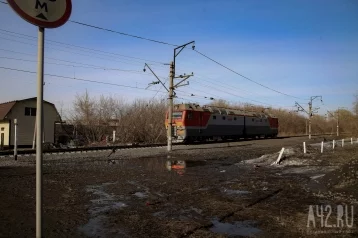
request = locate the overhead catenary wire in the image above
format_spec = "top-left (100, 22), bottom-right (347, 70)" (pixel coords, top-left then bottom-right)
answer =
top-left (67, 21), bottom-right (308, 101)
top-left (0, 55), bottom-right (165, 77)
top-left (0, 1), bottom-right (305, 103)
top-left (69, 20), bottom-right (177, 47)
top-left (0, 35), bottom-right (167, 68)
top-left (191, 80), bottom-right (273, 106)
top-left (0, 48), bottom-right (167, 76)
top-left (0, 29), bottom-right (166, 65)
top-left (150, 78), bottom-right (169, 101)
top-left (193, 50), bottom-right (307, 101)
top-left (0, 66), bottom-right (213, 100)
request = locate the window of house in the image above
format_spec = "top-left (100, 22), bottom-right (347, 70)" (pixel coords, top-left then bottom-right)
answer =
top-left (213, 116), bottom-right (216, 120)
top-left (252, 118), bottom-right (254, 122)
top-left (1, 127), bottom-right (4, 131)
top-left (234, 117), bottom-right (237, 120)
top-left (222, 116), bottom-right (226, 120)
top-left (25, 107), bottom-right (36, 116)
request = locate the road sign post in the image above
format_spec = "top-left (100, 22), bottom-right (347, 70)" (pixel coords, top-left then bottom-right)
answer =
top-left (7, 1), bottom-right (72, 237)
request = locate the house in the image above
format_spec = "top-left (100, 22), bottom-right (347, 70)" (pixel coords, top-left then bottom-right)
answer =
top-left (0, 98), bottom-right (61, 147)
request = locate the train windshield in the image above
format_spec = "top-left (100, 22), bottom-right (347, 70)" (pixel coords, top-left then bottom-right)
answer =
top-left (172, 112), bottom-right (183, 119)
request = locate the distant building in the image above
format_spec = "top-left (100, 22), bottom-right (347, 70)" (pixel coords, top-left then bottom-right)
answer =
top-left (0, 98), bottom-right (61, 147)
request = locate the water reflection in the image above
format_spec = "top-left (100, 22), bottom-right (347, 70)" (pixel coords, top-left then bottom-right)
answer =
top-left (165, 160), bottom-right (206, 175)
top-left (166, 160), bottom-right (186, 175)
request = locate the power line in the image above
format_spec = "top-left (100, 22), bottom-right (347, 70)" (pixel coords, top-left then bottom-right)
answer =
top-left (193, 75), bottom-right (298, 108)
top-left (0, 29), bottom-right (166, 65)
top-left (192, 80), bottom-right (272, 106)
top-left (1, 0), bottom-right (175, 47)
top-left (0, 56), bottom-right (159, 76)
top-left (0, 1), bottom-right (306, 101)
top-left (193, 49), bottom-right (306, 100)
top-left (0, 48), bottom-right (168, 80)
top-left (69, 21), bottom-right (177, 47)
top-left (0, 35), bottom-right (165, 67)
top-left (0, 66), bottom-right (165, 92)
top-left (67, 20), bottom-right (307, 100)
top-left (149, 78), bottom-right (168, 101)
top-left (0, 66), bottom-right (212, 99)
top-left (0, 48), bottom-right (153, 73)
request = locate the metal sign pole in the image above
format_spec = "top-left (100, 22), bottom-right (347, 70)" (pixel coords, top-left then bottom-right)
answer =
top-left (6, 1), bottom-right (72, 237)
top-left (14, 119), bottom-right (18, 161)
top-left (36, 26), bottom-right (45, 238)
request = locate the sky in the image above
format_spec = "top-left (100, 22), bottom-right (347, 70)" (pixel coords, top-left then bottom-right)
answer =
top-left (0, 0), bottom-right (357, 118)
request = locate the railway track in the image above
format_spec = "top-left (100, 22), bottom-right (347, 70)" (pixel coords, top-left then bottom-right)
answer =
top-left (0, 143), bottom-right (167, 158)
top-left (0, 133), bottom-right (348, 158)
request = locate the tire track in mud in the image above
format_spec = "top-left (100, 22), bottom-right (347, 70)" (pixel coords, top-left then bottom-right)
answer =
top-left (180, 188), bottom-right (283, 237)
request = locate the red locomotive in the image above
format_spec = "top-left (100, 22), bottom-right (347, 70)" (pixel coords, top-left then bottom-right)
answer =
top-left (165, 103), bottom-right (278, 143)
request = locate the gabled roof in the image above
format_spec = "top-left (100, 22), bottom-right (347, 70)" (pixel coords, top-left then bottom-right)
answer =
top-left (0, 101), bottom-right (16, 120)
top-left (0, 97), bottom-right (57, 120)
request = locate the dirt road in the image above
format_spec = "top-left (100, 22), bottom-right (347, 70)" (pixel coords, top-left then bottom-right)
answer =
top-left (0, 135), bottom-right (357, 237)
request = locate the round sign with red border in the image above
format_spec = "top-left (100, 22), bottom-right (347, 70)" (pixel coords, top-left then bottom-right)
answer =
top-left (7, 0), bottom-right (72, 28)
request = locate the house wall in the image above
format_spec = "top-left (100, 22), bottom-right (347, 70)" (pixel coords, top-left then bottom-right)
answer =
top-left (0, 121), bottom-right (10, 146)
top-left (7, 100), bottom-right (61, 146)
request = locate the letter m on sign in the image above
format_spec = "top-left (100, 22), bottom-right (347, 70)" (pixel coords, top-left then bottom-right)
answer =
top-left (35, 0), bottom-right (48, 12)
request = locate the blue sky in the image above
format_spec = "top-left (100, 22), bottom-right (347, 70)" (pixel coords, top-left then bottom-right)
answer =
top-left (0, 0), bottom-right (357, 117)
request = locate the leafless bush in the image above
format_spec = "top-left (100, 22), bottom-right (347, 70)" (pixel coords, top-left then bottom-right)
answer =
top-left (69, 91), bottom-right (167, 145)
top-left (354, 92), bottom-right (358, 116)
top-left (68, 92), bottom-right (358, 145)
top-left (209, 99), bottom-right (358, 136)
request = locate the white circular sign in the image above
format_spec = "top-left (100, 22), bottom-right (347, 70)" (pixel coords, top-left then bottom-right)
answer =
top-left (7, 0), bottom-right (72, 28)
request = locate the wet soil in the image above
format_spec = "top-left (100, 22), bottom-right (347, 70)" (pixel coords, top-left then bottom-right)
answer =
top-left (0, 135), bottom-right (358, 237)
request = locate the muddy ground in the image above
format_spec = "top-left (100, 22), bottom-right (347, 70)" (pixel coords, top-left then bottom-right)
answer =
top-left (0, 135), bottom-right (358, 237)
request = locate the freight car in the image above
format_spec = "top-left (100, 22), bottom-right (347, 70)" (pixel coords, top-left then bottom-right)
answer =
top-left (165, 103), bottom-right (278, 143)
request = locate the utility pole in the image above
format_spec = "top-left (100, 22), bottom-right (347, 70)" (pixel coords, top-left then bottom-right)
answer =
top-left (168, 61), bottom-right (175, 152)
top-left (14, 119), bottom-right (18, 161)
top-left (144, 40), bottom-right (195, 152)
top-left (308, 96), bottom-right (322, 139)
top-left (327, 110), bottom-right (337, 136)
top-left (295, 101), bottom-right (309, 136)
top-left (337, 110), bottom-right (339, 136)
top-left (305, 119), bottom-right (308, 135)
top-left (336, 107), bottom-right (348, 137)
top-left (296, 95), bottom-right (322, 139)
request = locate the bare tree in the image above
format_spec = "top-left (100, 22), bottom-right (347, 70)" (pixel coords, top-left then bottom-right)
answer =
top-left (353, 92), bottom-right (358, 116)
top-left (67, 90), bottom-right (358, 145)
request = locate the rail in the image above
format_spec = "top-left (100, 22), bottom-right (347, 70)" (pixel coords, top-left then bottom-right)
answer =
top-left (0, 133), bottom-right (350, 157)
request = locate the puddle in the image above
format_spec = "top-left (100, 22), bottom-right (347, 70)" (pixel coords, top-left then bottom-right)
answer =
top-left (86, 184), bottom-right (127, 215)
top-left (166, 160), bottom-right (206, 170)
top-left (78, 182), bottom-right (127, 237)
top-left (210, 219), bottom-right (261, 237)
top-left (78, 216), bottom-right (106, 237)
top-left (133, 192), bottom-right (148, 198)
top-left (222, 189), bottom-right (251, 195)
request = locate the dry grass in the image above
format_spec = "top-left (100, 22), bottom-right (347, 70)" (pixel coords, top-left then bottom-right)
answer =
top-left (64, 92), bottom-right (358, 145)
